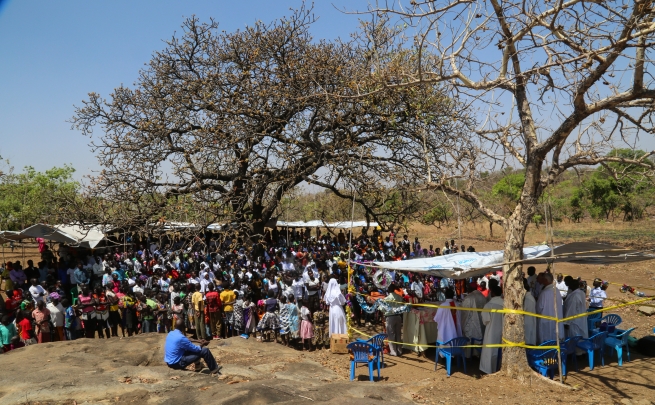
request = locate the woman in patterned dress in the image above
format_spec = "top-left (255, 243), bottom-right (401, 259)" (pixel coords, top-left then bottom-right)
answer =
top-left (312, 303), bottom-right (330, 349)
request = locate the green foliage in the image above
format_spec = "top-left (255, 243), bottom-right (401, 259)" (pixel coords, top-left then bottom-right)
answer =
top-left (492, 172), bottom-right (525, 202)
top-left (575, 149), bottom-right (655, 221)
top-left (0, 161), bottom-right (79, 230)
top-left (421, 201), bottom-right (452, 227)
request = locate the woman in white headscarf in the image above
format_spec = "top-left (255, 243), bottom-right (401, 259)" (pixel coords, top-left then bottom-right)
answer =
top-left (324, 278), bottom-right (347, 336)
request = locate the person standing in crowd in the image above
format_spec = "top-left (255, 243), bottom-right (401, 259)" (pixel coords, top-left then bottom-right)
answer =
top-left (556, 273), bottom-right (568, 299)
top-left (522, 279), bottom-right (537, 346)
top-left (382, 283), bottom-right (404, 357)
top-left (47, 292), bottom-right (65, 341)
top-left (588, 278), bottom-right (607, 310)
top-left (220, 283), bottom-right (237, 339)
top-left (29, 278), bottom-right (47, 305)
top-left (299, 300), bottom-right (313, 351)
top-left (460, 282), bottom-right (486, 354)
top-left (32, 300), bottom-right (52, 343)
top-left (0, 315), bottom-right (18, 351)
top-left (480, 285), bottom-right (504, 374)
top-left (191, 284), bottom-right (206, 340)
top-left (434, 288), bottom-right (461, 346)
top-left (324, 278), bottom-right (347, 337)
top-left (563, 279), bottom-right (588, 340)
top-left (205, 283), bottom-right (222, 340)
top-left (536, 273), bottom-right (565, 344)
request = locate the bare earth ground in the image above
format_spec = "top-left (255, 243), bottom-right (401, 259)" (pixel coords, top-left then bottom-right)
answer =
top-left (2, 220), bottom-right (655, 404)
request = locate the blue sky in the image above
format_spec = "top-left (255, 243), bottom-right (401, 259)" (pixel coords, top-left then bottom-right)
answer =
top-left (0, 0), bottom-right (366, 179)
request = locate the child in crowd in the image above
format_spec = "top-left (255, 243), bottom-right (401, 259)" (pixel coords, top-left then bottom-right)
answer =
top-left (299, 300), bottom-right (313, 351)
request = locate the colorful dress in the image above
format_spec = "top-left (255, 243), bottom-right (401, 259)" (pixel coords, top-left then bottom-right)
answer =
top-left (243, 302), bottom-right (258, 334)
top-left (300, 306), bottom-right (313, 340)
top-left (232, 298), bottom-right (244, 333)
top-left (287, 303), bottom-right (300, 339)
top-left (257, 298), bottom-right (280, 331)
top-left (278, 303), bottom-right (290, 335)
top-left (312, 310), bottom-right (329, 347)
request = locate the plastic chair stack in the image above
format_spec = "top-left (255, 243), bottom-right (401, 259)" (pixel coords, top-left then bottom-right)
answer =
top-left (347, 341), bottom-right (379, 382)
top-left (435, 337), bottom-right (469, 377)
top-left (586, 311), bottom-right (602, 335)
top-left (604, 327), bottom-right (636, 366)
top-left (356, 333), bottom-right (387, 368)
top-left (527, 340), bottom-right (558, 370)
top-left (529, 349), bottom-right (561, 379)
top-left (576, 331), bottom-right (608, 370)
top-left (600, 314), bottom-right (622, 330)
top-left (562, 335), bottom-right (582, 374)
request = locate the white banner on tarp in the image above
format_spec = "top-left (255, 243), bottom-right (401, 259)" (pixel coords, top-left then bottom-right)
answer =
top-left (371, 245), bottom-right (552, 279)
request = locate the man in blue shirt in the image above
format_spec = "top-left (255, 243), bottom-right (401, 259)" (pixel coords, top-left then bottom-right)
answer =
top-left (165, 319), bottom-right (221, 374)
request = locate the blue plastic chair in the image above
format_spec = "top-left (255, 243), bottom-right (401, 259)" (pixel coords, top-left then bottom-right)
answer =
top-left (435, 337), bottom-right (469, 376)
top-left (600, 314), bottom-right (622, 329)
top-left (357, 333), bottom-right (387, 368)
top-left (347, 342), bottom-right (379, 382)
top-left (562, 336), bottom-right (582, 374)
top-left (577, 331), bottom-right (607, 370)
top-left (586, 311), bottom-right (602, 334)
top-left (604, 327), bottom-right (636, 366)
top-left (529, 349), bottom-right (561, 379)
top-left (526, 340), bottom-right (558, 368)
top-left (470, 337), bottom-right (483, 358)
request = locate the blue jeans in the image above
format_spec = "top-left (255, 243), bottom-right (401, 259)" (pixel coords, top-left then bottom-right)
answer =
top-left (142, 319), bottom-right (155, 333)
top-left (167, 347), bottom-right (218, 372)
top-left (65, 327), bottom-right (77, 341)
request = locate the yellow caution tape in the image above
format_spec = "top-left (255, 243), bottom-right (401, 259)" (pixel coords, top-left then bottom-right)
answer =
top-left (354, 292), bottom-right (653, 323)
top-left (350, 327), bottom-right (559, 350)
top-left (559, 296), bottom-right (654, 322)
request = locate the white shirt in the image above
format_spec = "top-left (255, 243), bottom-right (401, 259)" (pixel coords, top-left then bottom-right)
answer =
top-left (47, 302), bottom-right (65, 327)
top-left (306, 278), bottom-right (319, 296)
top-left (133, 285), bottom-right (144, 294)
top-left (556, 280), bottom-right (568, 298)
top-left (199, 269), bottom-right (215, 282)
top-left (92, 262), bottom-right (104, 277)
top-left (410, 281), bottom-right (424, 299)
top-left (589, 287), bottom-right (606, 308)
top-left (200, 278), bottom-right (212, 294)
top-left (29, 285), bottom-right (47, 303)
top-left (292, 279), bottom-right (305, 300)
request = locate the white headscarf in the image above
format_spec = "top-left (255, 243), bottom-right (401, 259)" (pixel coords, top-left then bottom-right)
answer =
top-left (324, 278), bottom-right (346, 306)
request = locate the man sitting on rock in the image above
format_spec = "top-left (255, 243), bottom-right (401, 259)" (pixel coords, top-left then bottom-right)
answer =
top-left (165, 319), bottom-right (222, 375)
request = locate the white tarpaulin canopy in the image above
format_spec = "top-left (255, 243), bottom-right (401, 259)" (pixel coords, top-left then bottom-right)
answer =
top-left (276, 220), bottom-right (378, 228)
top-left (0, 231), bottom-right (30, 242)
top-left (372, 245), bottom-right (553, 280)
top-left (20, 224), bottom-right (106, 249)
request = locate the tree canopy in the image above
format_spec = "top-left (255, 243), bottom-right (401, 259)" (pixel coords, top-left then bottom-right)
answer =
top-left (0, 158), bottom-right (78, 231)
top-left (66, 6), bottom-right (470, 238)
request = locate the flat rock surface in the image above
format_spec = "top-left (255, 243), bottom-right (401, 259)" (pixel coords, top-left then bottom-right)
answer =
top-left (0, 334), bottom-right (412, 405)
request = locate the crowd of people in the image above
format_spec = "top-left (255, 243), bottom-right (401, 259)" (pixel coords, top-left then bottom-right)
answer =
top-left (0, 225), bottom-right (606, 377)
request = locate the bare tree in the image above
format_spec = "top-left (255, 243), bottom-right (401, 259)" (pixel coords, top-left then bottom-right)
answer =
top-left (355, 0), bottom-right (655, 377)
top-left (65, 5), bottom-right (466, 242)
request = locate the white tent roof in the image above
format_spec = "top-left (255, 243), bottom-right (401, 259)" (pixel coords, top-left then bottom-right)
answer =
top-left (372, 245), bottom-right (552, 280)
top-left (0, 231), bottom-right (30, 242)
top-left (20, 224), bottom-right (106, 249)
top-left (276, 220), bottom-right (378, 229)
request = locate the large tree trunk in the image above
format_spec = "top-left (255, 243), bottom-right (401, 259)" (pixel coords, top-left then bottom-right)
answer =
top-left (501, 206), bottom-right (533, 379)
